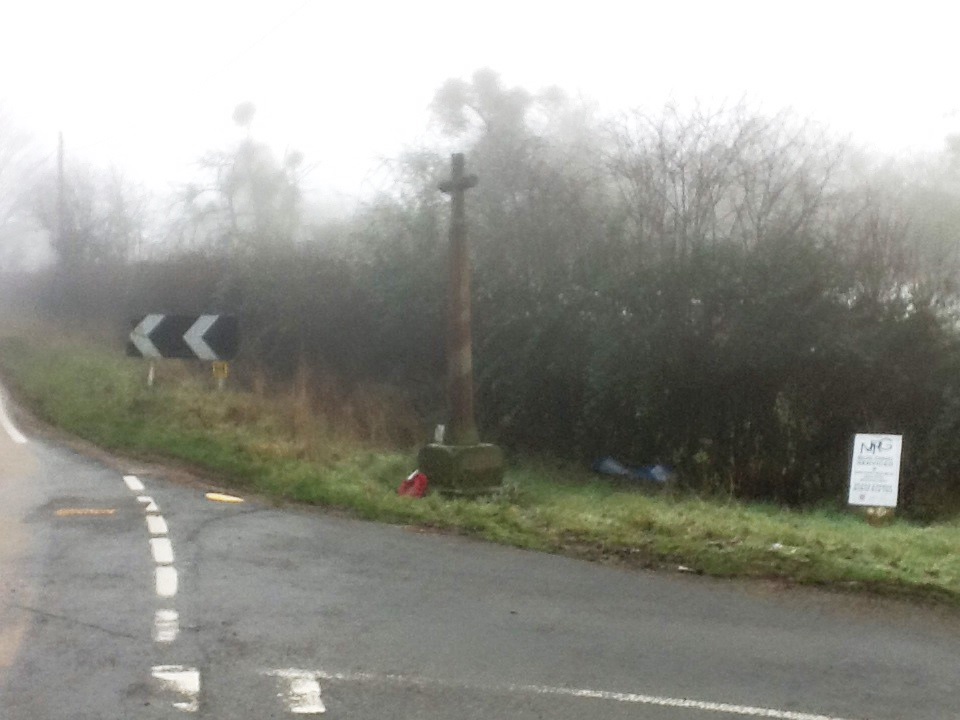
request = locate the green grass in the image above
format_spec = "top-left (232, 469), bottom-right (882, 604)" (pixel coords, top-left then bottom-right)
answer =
top-left (2, 333), bottom-right (959, 607)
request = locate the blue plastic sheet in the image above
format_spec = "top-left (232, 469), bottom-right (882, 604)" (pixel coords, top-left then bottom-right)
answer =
top-left (592, 457), bottom-right (673, 484)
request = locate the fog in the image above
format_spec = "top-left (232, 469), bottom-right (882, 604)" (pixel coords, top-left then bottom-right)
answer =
top-left (2, 1), bottom-right (960, 512)
top-left (0, 2), bottom-right (955, 268)
top-left (1, 1), bottom-right (956, 205)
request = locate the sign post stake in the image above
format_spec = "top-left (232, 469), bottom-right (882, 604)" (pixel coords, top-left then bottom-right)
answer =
top-left (212, 361), bottom-right (230, 392)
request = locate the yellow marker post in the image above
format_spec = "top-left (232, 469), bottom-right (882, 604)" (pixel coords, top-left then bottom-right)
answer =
top-left (212, 362), bottom-right (230, 391)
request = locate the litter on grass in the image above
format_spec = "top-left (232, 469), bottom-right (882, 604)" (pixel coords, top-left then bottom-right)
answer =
top-left (593, 456), bottom-right (673, 484)
top-left (398, 470), bottom-right (429, 498)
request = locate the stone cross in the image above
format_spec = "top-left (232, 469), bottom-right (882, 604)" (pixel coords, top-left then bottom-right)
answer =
top-left (439, 153), bottom-right (479, 446)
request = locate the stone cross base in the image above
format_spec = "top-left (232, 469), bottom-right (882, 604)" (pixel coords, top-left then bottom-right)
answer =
top-left (418, 443), bottom-right (505, 495)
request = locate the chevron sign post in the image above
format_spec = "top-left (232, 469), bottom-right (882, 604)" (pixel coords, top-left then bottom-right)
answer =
top-left (127, 315), bottom-right (239, 361)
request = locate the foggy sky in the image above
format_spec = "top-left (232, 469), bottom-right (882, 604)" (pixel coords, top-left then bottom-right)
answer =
top-left (1, 0), bottom-right (956, 205)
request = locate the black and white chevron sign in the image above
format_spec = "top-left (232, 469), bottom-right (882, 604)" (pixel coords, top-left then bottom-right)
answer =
top-left (127, 315), bottom-right (239, 361)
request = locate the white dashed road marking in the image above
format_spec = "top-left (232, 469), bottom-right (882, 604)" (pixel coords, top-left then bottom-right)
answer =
top-left (266, 669), bottom-right (326, 714)
top-left (137, 495), bottom-right (160, 512)
top-left (150, 537), bottom-right (175, 565)
top-left (152, 665), bottom-right (200, 712)
top-left (155, 562), bottom-right (178, 598)
top-left (146, 514), bottom-right (169, 535)
top-left (125, 475), bottom-right (196, 710)
top-left (154, 609), bottom-right (180, 643)
top-left (123, 475), bottom-right (145, 492)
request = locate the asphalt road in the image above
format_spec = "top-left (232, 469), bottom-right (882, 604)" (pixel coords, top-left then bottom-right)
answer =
top-left (1, 390), bottom-right (959, 719)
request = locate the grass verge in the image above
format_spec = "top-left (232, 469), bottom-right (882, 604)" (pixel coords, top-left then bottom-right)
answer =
top-left (1, 333), bottom-right (958, 607)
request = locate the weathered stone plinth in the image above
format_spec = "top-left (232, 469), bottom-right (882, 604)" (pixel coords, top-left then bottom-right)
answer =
top-left (418, 442), bottom-right (505, 495)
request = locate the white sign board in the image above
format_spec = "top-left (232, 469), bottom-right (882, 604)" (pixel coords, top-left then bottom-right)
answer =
top-left (848, 434), bottom-right (902, 507)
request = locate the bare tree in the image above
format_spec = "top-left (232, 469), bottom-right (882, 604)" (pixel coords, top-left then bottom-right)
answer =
top-left (607, 104), bottom-right (843, 262)
top-left (176, 106), bottom-right (305, 255)
top-left (0, 106), bottom-right (43, 271)
top-left (32, 162), bottom-right (148, 271)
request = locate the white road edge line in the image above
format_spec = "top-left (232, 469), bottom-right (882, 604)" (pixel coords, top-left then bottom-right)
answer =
top-left (123, 475), bottom-right (145, 492)
top-left (152, 665), bottom-right (200, 712)
top-left (146, 514), bottom-right (169, 535)
top-left (154, 609), bottom-right (179, 643)
top-left (0, 390), bottom-right (27, 444)
top-left (265, 669), bottom-right (325, 714)
top-left (156, 566), bottom-right (178, 598)
top-left (309, 669), bottom-right (858, 720)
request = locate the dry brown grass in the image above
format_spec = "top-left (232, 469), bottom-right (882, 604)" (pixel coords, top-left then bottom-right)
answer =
top-left (227, 356), bottom-right (425, 463)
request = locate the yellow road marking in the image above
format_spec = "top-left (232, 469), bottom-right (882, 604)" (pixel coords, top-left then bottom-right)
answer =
top-left (205, 492), bottom-right (244, 504)
top-left (55, 508), bottom-right (118, 517)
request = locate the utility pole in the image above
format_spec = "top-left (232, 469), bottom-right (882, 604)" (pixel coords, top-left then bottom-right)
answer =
top-left (57, 131), bottom-right (65, 252)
